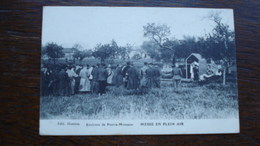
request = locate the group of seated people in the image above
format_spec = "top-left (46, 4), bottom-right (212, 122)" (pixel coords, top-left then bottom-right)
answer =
top-left (190, 59), bottom-right (223, 82)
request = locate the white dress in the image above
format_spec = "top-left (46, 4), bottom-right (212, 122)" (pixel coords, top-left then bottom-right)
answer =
top-left (79, 68), bottom-right (91, 92)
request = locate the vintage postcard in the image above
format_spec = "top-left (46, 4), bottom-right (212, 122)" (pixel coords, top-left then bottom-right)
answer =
top-left (40, 6), bottom-right (239, 135)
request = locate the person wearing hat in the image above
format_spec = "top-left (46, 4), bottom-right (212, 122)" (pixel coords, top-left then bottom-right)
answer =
top-left (172, 63), bottom-right (183, 88)
top-left (126, 63), bottom-right (140, 90)
top-left (90, 64), bottom-right (100, 94)
top-left (140, 62), bottom-right (149, 88)
top-left (74, 65), bottom-right (82, 94)
top-left (97, 64), bottom-right (108, 95)
top-left (106, 64), bottom-right (114, 86)
top-left (79, 64), bottom-right (91, 93)
top-left (153, 64), bottom-right (161, 88)
top-left (113, 64), bottom-right (124, 87)
top-left (122, 61), bottom-right (131, 88)
top-left (66, 66), bottom-right (78, 95)
top-left (145, 63), bottom-right (154, 88)
top-left (193, 62), bottom-right (199, 81)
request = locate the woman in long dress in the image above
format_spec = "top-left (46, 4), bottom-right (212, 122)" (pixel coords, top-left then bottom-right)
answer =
top-left (79, 65), bottom-right (91, 93)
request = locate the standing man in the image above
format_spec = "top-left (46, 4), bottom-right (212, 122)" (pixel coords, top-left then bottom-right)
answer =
top-left (145, 63), bottom-right (154, 88)
top-left (126, 63), bottom-right (140, 90)
top-left (113, 64), bottom-right (124, 87)
top-left (153, 64), bottom-right (161, 88)
top-left (122, 61), bottom-right (131, 88)
top-left (57, 67), bottom-right (68, 96)
top-left (91, 64), bottom-right (100, 94)
top-left (172, 63), bottom-right (183, 88)
top-left (97, 64), bottom-right (108, 95)
top-left (140, 62), bottom-right (149, 88)
top-left (74, 65), bottom-right (82, 94)
top-left (66, 66), bottom-right (78, 96)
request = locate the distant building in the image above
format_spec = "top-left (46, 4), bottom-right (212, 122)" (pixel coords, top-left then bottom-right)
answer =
top-left (63, 48), bottom-right (77, 60)
top-left (185, 53), bottom-right (207, 79)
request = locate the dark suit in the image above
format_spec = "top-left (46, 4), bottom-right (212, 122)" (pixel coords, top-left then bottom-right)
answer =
top-left (91, 67), bottom-right (99, 94)
top-left (146, 67), bottom-right (154, 88)
top-left (126, 66), bottom-right (140, 90)
top-left (153, 67), bottom-right (161, 88)
top-left (74, 68), bottom-right (81, 94)
top-left (97, 67), bottom-right (108, 94)
top-left (122, 65), bottom-right (130, 87)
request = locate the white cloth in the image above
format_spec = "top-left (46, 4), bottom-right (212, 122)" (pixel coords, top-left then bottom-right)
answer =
top-left (107, 68), bottom-right (114, 84)
top-left (190, 64), bottom-right (194, 79)
top-left (88, 67), bottom-right (93, 80)
top-left (79, 67), bottom-right (91, 91)
top-left (66, 69), bottom-right (78, 78)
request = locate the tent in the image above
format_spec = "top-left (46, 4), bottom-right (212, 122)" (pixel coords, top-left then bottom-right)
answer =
top-left (185, 53), bottom-right (207, 79)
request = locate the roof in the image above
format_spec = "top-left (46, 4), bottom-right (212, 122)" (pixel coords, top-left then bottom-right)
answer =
top-left (186, 53), bottom-right (202, 61)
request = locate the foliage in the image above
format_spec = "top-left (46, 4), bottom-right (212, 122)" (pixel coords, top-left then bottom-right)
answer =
top-left (92, 41), bottom-right (117, 63)
top-left (92, 40), bottom-right (131, 63)
top-left (143, 23), bottom-right (175, 62)
top-left (205, 13), bottom-right (236, 62)
top-left (42, 42), bottom-right (65, 64)
top-left (115, 44), bottom-right (132, 60)
top-left (143, 23), bottom-right (171, 49)
top-left (141, 40), bottom-right (161, 61)
top-left (131, 53), bottom-right (142, 60)
top-left (73, 50), bottom-right (93, 61)
top-left (143, 14), bottom-right (235, 65)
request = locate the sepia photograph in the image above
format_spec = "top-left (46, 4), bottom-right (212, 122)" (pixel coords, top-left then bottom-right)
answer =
top-left (40, 6), bottom-right (239, 135)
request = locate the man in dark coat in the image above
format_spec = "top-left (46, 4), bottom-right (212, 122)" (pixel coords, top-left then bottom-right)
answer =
top-left (74, 65), bottom-right (82, 94)
top-left (122, 61), bottom-right (131, 88)
top-left (172, 63), bottom-right (183, 88)
top-left (97, 64), bottom-right (108, 95)
top-left (113, 64), bottom-right (124, 87)
top-left (153, 64), bottom-right (161, 88)
top-left (126, 63), bottom-right (140, 90)
top-left (57, 68), bottom-right (69, 96)
top-left (145, 63), bottom-right (154, 88)
top-left (140, 62), bottom-right (149, 88)
top-left (91, 64), bottom-right (100, 94)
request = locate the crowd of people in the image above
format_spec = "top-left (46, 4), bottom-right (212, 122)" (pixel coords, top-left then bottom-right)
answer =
top-left (41, 59), bottom-right (226, 97)
top-left (41, 61), bottom-right (183, 97)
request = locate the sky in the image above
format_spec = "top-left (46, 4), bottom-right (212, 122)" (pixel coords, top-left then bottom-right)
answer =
top-left (42, 6), bottom-right (234, 50)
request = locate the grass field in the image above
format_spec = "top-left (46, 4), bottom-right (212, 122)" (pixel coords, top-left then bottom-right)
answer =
top-left (40, 81), bottom-right (239, 120)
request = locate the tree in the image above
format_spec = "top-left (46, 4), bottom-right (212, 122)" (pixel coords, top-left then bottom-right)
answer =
top-left (73, 50), bottom-right (92, 63)
top-left (143, 23), bottom-right (171, 49)
top-left (72, 44), bottom-right (83, 51)
top-left (207, 12), bottom-right (236, 85)
top-left (131, 53), bottom-right (142, 60)
top-left (143, 23), bottom-right (176, 63)
top-left (43, 42), bottom-right (65, 64)
top-left (115, 44), bottom-right (132, 60)
top-left (141, 40), bottom-right (161, 61)
top-left (92, 41), bottom-right (117, 63)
